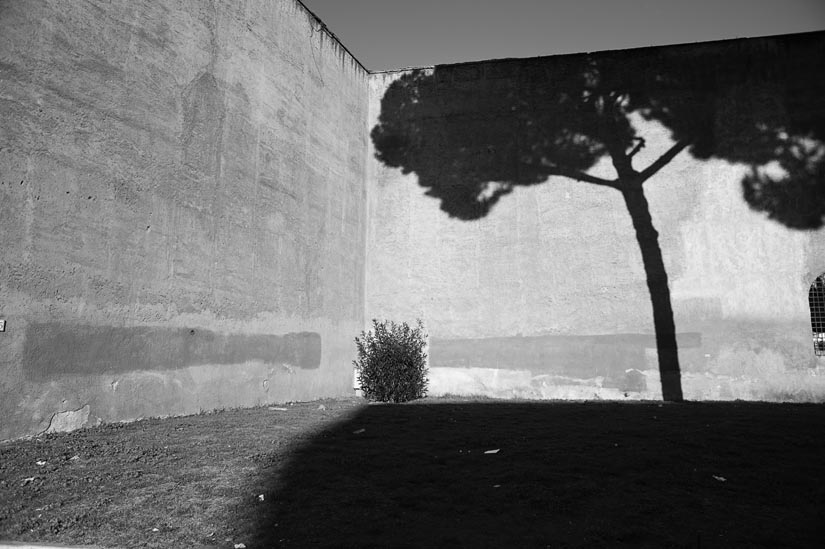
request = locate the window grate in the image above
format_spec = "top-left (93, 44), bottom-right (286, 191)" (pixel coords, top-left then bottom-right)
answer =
top-left (809, 275), bottom-right (825, 356)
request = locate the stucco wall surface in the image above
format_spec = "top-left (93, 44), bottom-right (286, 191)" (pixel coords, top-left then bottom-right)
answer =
top-left (0, 0), bottom-right (369, 440)
top-left (366, 35), bottom-right (825, 402)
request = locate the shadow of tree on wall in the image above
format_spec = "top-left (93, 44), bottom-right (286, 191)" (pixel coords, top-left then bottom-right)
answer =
top-left (240, 401), bottom-right (825, 547)
top-left (370, 32), bottom-right (825, 402)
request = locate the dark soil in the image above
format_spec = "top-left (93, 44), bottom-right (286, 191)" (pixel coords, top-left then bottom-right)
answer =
top-left (1, 398), bottom-right (824, 548)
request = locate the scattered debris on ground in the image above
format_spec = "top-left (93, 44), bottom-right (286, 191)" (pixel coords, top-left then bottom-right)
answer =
top-left (1, 397), bottom-right (823, 548)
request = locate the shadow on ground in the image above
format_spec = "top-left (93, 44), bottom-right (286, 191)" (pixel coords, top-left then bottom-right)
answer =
top-left (237, 400), bottom-right (825, 548)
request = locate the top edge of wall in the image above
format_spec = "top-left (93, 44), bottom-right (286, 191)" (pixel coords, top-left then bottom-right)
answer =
top-left (369, 28), bottom-right (825, 75)
top-left (292, 0), bottom-right (369, 74)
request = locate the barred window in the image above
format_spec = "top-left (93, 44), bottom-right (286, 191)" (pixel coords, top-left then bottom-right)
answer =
top-left (809, 274), bottom-right (825, 356)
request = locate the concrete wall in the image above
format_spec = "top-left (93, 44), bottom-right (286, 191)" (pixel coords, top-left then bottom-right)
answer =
top-left (0, 0), bottom-right (369, 440)
top-left (1, 5), bottom-right (822, 439)
top-left (366, 35), bottom-right (825, 402)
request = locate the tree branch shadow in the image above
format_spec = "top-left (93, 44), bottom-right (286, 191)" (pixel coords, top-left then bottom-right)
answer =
top-left (369, 32), bottom-right (825, 401)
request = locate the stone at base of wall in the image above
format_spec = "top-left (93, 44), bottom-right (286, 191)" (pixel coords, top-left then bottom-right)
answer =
top-left (44, 405), bottom-right (95, 434)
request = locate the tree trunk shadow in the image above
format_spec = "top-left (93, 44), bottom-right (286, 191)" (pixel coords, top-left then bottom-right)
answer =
top-left (622, 185), bottom-right (683, 401)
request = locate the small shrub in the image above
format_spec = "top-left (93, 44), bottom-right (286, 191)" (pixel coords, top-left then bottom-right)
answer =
top-left (354, 319), bottom-right (429, 403)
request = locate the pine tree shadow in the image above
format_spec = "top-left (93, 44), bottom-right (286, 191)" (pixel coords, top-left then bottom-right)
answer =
top-left (370, 32), bottom-right (825, 402)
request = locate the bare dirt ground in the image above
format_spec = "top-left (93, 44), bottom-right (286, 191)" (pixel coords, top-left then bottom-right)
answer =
top-left (1, 397), bottom-right (824, 548)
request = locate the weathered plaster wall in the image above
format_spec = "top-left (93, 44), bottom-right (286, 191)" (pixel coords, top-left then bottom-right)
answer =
top-left (0, 0), bottom-right (369, 439)
top-left (366, 37), bottom-right (825, 402)
top-left (1, 6), bottom-right (821, 439)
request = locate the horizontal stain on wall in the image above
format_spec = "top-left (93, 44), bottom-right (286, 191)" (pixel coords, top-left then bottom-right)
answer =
top-left (430, 333), bottom-right (701, 387)
top-left (23, 323), bottom-right (321, 380)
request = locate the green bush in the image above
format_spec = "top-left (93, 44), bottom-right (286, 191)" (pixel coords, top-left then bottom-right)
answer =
top-left (354, 319), bottom-right (429, 403)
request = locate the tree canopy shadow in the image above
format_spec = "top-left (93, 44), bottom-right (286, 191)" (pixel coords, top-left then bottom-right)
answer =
top-left (370, 32), bottom-right (825, 402)
top-left (242, 400), bottom-right (825, 547)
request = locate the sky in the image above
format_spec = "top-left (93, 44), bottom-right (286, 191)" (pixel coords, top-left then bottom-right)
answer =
top-left (300, 0), bottom-right (825, 71)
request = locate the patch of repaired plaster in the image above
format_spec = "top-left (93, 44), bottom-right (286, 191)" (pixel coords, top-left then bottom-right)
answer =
top-left (429, 333), bottom-right (700, 389)
top-left (427, 367), bottom-right (649, 400)
top-left (23, 323), bottom-right (322, 380)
